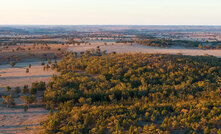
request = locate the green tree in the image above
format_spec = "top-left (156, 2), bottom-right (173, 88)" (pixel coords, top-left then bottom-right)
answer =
top-left (22, 85), bottom-right (29, 94)
top-left (23, 104), bottom-right (28, 112)
top-left (26, 68), bottom-right (29, 73)
top-left (5, 86), bottom-right (11, 92)
top-left (14, 86), bottom-right (21, 94)
top-left (10, 61), bottom-right (16, 67)
top-left (20, 95), bottom-right (37, 108)
top-left (1, 94), bottom-right (15, 107)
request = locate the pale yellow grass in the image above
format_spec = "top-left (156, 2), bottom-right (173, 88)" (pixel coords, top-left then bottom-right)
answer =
top-left (0, 107), bottom-right (48, 134)
top-left (68, 42), bottom-right (221, 57)
top-left (0, 65), bottom-right (55, 89)
top-left (0, 61), bottom-right (56, 134)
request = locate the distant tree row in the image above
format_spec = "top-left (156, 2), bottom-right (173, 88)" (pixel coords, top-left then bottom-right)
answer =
top-left (118, 39), bottom-right (221, 49)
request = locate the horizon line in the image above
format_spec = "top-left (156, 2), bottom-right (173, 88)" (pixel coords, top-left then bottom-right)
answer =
top-left (0, 24), bottom-right (221, 26)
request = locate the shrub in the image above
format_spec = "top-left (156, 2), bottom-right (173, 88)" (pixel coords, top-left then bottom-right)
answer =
top-left (22, 85), bottom-right (29, 94)
top-left (5, 86), bottom-right (11, 92)
top-left (14, 86), bottom-right (21, 94)
top-left (31, 81), bottom-right (46, 94)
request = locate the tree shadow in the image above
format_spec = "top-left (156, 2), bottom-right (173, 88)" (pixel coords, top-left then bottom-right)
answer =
top-left (0, 123), bottom-right (40, 129)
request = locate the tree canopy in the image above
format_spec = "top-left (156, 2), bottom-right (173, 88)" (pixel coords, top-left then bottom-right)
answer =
top-left (42, 53), bottom-right (221, 134)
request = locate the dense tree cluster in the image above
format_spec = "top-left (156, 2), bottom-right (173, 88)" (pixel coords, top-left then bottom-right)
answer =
top-left (42, 53), bottom-right (221, 134)
top-left (137, 39), bottom-right (200, 48)
top-left (118, 39), bottom-right (221, 49)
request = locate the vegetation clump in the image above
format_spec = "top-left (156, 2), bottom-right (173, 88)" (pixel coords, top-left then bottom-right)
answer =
top-left (41, 53), bottom-right (221, 133)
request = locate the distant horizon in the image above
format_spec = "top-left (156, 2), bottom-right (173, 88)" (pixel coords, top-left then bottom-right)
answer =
top-left (1, 25), bottom-right (221, 26)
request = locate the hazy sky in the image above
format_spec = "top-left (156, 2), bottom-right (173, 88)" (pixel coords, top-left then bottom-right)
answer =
top-left (0, 0), bottom-right (221, 25)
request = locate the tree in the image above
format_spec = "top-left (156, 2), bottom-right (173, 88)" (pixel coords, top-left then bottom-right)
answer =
top-left (48, 59), bottom-right (51, 64)
top-left (20, 95), bottom-right (37, 108)
top-left (41, 61), bottom-right (45, 66)
top-left (26, 68), bottom-right (29, 73)
top-left (30, 87), bottom-right (37, 94)
top-left (22, 85), bottom-right (29, 94)
top-left (54, 59), bottom-right (57, 64)
top-left (31, 81), bottom-right (46, 91)
top-left (129, 125), bottom-right (134, 134)
top-left (198, 44), bottom-right (203, 49)
top-left (44, 64), bottom-right (50, 70)
top-left (5, 86), bottom-right (11, 92)
top-left (23, 104), bottom-right (28, 112)
top-left (10, 61), bottom-right (16, 67)
top-left (1, 94), bottom-right (15, 107)
top-left (14, 86), bottom-right (21, 94)
top-left (96, 46), bottom-right (101, 55)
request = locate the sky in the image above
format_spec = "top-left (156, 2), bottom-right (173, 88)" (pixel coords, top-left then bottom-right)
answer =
top-left (0, 0), bottom-right (221, 25)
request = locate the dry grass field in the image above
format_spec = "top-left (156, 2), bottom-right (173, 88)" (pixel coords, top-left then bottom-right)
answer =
top-left (0, 44), bottom-right (67, 63)
top-left (68, 42), bottom-right (221, 57)
top-left (0, 58), bottom-right (57, 134)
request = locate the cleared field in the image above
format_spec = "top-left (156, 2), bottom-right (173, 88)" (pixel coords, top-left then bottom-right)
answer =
top-left (0, 44), bottom-right (67, 63)
top-left (0, 60), bottom-right (55, 92)
top-left (68, 42), bottom-right (221, 57)
top-left (0, 60), bottom-right (55, 134)
top-left (0, 107), bottom-right (48, 134)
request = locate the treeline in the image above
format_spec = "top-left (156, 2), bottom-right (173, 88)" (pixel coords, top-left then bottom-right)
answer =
top-left (118, 39), bottom-right (221, 49)
top-left (0, 40), bottom-right (64, 46)
top-left (137, 39), bottom-right (200, 48)
top-left (2, 81), bottom-right (46, 109)
top-left (41, 53), bottom-right (221, 134)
